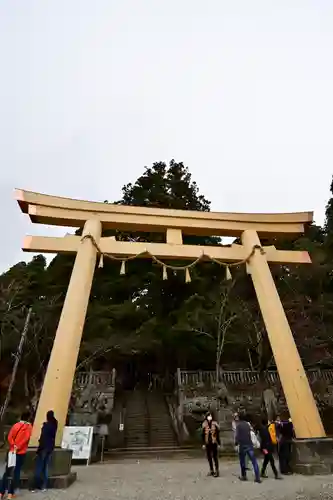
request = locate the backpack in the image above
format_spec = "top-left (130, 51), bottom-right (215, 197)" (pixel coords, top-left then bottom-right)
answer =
top-left (268, 422), bottom-right (277, 445)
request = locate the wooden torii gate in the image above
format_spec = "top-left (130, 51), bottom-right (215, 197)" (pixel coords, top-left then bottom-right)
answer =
top-left (15, 189), bottom-right (325, 446)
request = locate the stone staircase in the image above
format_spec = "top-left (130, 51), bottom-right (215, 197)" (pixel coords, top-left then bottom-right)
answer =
top-left (146, 390), bottom-right (178, 448)
top-left (124, 390), bottom-right (149, 448)
top-left (106, 389), bottom-right (184, 459)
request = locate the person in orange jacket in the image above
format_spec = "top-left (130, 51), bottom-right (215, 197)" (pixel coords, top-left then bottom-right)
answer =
top-left (0, 411), bottom-right (32, 499)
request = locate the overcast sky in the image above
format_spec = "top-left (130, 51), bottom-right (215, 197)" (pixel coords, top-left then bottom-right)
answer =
top-left (0, 0), bottom-right (332, 273)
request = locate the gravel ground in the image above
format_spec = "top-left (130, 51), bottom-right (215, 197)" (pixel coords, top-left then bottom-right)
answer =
top-left (2, 458), bottom-right (333, 500)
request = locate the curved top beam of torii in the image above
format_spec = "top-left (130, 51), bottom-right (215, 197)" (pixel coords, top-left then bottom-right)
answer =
top-left (15, 189), bottom-right (313, 238)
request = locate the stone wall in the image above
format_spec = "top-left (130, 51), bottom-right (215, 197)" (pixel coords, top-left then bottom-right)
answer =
top-left (70, 369), bottom-right (116, 429)
top-left (69, 368), bottom-right (333, 450)
top-left (177, 369), bottom-right (333, 446)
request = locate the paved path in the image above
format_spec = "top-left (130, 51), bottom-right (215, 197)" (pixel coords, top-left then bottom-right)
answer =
top-left (6, 459), bottom-right (333, 500)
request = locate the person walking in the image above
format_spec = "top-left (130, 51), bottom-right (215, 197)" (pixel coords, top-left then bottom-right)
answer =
top-left (202, 412), bottom-right (220, 477)
top-left (267, 419), bottom-right (278, 452)
top-left (276, 417), bottom-right (294, 475)
top-left (31, 410), bottom-right (58, 492)
top-left (235, 414), bottom-right (261, 483)
top-left (232, 412), bottom-right (251, 470)
top-left (0, 411), bottom-right (32, 499)
top-left (258, 419), bottom-right (281, 479)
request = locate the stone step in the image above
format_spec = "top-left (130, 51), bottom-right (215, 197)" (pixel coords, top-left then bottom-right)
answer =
top-left (126, 434), bottom-right (148, 438)
top-left (104, 446), bottom-right (237, 460)
top-left (126, 416), bottom-right (146, 419)
top-left (126, 438), bottom-right (148, 442)
top-left (125, 424), bottom-right (146, 428)
top-left (149, 438), bottom-right (175, 442)
top-left (150, 429), bottom-right (174, 434)
top-left (126, 430), bottom-right (147, 433)
top-left (126, 432), bottom-right (148, 436)
top-left (150, 426), bottom-right (174, 430)
top-left (126, 431), bottom-right (148, 434)
top-left (126, 426), bottom-right (147, 430)
top-left (150, 442), bottom-right (177, 446)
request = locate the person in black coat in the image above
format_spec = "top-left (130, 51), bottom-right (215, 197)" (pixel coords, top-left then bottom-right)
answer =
top-left (276, 417), bottom-right (294, 475)
top-left (31, 410), bottom-right (58, 492)
top-left (258, 419), bottom-right (280, 479)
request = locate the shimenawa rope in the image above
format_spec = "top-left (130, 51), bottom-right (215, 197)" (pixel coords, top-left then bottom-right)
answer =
top-left (81, 234), bottom-right (264, 283)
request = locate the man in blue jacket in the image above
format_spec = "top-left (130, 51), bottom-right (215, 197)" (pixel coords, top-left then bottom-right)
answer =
top-left (235, 414), bottom-right (261, 483)
top-left (31, 410), bottom-right (58, 492)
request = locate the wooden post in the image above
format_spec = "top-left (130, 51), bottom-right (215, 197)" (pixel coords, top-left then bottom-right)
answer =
top-left (241, 229), bottom-right (325, 438)
top-left (29, 219), bottom-right (102, 446)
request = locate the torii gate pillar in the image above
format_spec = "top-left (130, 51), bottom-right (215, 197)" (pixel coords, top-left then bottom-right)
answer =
top-left (30, 219), bottom-right (102, 447)
top-left (242, 229), bottom-right (325, 438)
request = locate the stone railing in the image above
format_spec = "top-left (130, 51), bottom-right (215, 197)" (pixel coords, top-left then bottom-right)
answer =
top-left (74, 368), bottom-right (333, 393)
top-left (178, 369), bottom-right (333, 388)
top-left (75, 369), bottom-right (116, 388)
top-left (70, 369), bottom-right (117, 427)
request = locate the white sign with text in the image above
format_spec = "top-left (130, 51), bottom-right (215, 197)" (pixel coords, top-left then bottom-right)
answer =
top-left (61, 426), bottom-right (93, 462)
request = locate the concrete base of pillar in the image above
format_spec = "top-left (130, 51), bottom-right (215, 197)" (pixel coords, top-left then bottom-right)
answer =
top-left (292, 438), bottom-right (333, 475)
top-left (19, 447), bottom-right (76, 489)
top-left (19, 472), bottom-right (77, 489)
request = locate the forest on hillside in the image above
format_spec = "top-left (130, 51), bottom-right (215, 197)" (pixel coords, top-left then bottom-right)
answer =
top-left (1, 160), bottom-right (333, 405)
